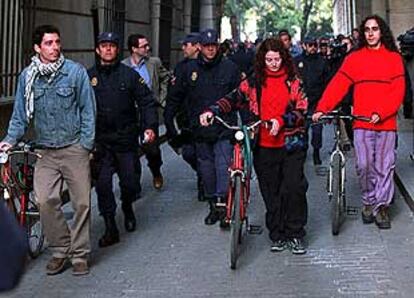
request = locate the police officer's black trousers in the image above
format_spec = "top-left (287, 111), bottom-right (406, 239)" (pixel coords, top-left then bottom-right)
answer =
top-left (253, 147), bottom-right (308, 242)
top-left (95, 147), bottom-right (141, 216)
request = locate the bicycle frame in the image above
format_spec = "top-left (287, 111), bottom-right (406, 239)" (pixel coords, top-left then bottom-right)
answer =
top-left (327, 119), bottom-right (346, 200)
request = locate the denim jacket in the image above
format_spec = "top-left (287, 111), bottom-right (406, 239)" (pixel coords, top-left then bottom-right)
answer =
top-left (4, 59), bottom-right (96, 150)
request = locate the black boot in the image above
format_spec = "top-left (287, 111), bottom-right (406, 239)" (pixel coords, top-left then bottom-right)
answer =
top-left (99, 215), bottom-right (120, 247)
top-left (204, 198), bottom-right (220, 225)
top-left (197, 177), bottom-right (206, 202)
top-left (122, 202), bottom-right (136, 232)
top-left (216, 197), bottom-right (229, 229)
top-left (313, 149), bottom-right (322, 165)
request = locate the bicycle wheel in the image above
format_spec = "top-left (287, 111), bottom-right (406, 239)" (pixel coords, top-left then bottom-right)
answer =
top-left (331, 155), bottom-right (343, 236)
top-left (26, 192), bottom-right (44, 258)
top-left (230, 175), bottom-right (243, 270)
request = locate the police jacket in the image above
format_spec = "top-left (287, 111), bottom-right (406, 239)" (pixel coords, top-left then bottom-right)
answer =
top-left (165, 53), bottom-right (240, 142)
top-left (295, 53), bottom-right (329, 111)
top-left (88, 62), bottom-right (158, 151)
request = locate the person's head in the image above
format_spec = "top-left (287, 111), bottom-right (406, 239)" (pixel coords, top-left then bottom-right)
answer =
top-left (351, 28), bottom-right (360, 41)
top-left (219, 40), bottom-right (232, 56)
top-left (95, 32), bottom-right (120, 65)
top-left (128, 34), bottom-right (151, 59)
top-left (255, 38), bottom-right (296, 86)
top-left (341, 36), bottom-right (353, 53)
top-left (199, 29), bottom-right (219, 61)
top-left (278, 30), bottom-right (292, 50)
top-left (359, 15), bottom-right (398, 52)
top-left (181, 33), bottom-right (200, 59)
top-left (304, 37), bottom-right (318, 55)
top-left (319, 37), bottom-right (329, 56)
top-left (32, 25), bottom-right (61, 64)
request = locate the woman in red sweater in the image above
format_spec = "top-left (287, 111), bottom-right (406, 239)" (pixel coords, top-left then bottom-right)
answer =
top-left (200, 38), bottom-right (309, 254)
top-left (312, 15), bottom-right (405, 229)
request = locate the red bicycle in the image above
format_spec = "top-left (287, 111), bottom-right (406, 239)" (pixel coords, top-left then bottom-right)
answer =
top-left (214, 114), bottom-right (265, 269)
top-left (0, 142), bottom-right (44, 258)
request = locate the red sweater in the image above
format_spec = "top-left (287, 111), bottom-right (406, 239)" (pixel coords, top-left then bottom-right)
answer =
top-left (259, 69), bottom-right (290, 148)
top-left (316, 45), bottom-right (405, 131)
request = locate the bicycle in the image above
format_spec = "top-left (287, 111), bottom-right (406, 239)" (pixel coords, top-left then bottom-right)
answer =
top-left (314, 111), bottom-right (370, 235)
top-left (213, 113), bottom-right (265, 269)
top-left (0, 142), bottom-right (44, 258)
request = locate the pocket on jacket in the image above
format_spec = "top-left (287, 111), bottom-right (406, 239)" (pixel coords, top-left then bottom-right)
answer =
top-left (56, 87), bottom-right (75, 109)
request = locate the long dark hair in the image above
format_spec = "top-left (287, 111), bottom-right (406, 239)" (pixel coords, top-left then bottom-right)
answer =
top-left (358, 15), bottom-right (398, 52)
top-left (254, 38), bottom-right (297, 87)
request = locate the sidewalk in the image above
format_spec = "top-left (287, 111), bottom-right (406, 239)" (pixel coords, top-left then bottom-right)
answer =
top-left (394, 115), bottom-right (414, 210)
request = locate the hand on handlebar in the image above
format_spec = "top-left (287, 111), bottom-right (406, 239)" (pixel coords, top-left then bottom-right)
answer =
top-left (269, 119), bottom-right (280, 136)
top-left (370, 113), bottom-right (380, 124)
top-left (200, 111), bottom-right (214, 127)
top-left (0, 141), bottom-right (12, 152)
top-left (312, 112), bottom-right (324, 123)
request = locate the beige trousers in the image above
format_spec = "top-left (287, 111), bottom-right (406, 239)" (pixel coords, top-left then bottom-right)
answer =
top-left (34, 143), bottom-right (91, 264)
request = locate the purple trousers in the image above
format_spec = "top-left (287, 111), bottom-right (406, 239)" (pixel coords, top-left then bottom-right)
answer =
top-left (354, 129), bottom-right (396, 215)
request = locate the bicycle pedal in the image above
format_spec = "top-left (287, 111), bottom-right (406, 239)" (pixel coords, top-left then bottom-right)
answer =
top-left (248, 224), bottom-right (263, 235)
top-left (346, 206), bottom-right (358, 215)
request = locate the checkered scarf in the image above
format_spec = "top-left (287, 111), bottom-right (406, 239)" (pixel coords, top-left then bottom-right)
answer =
top-left (24, 54), bottom-right (65, 121)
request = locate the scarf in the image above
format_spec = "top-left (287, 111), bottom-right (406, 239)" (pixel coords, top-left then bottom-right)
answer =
top-left (24, 54), bottom-right (65, 120)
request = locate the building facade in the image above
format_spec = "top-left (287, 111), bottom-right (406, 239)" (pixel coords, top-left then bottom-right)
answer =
top-left (333, 0), bottom-right (414, 37)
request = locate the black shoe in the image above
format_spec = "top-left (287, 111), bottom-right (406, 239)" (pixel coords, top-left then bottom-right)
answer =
top-left (271, 240), bottom-right (287, 252)
top-left (361, 205), bottom-right (374, 224)
top-left (122, 203), bottom-right (136, 232)
top-left (204, 199), bottom-right (219, 225)
top-left (313, 150), bottom-right (322, 165)
top-left (99, 216), bottom-right (120, 247)
top-left (287, 237), bottom-right (307, 254)
top-left (375, 206), bottom-right (391, 229)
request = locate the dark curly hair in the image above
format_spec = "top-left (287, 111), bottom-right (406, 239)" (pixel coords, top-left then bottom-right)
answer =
top-left (358, 15), bottom-right (398, 52)
top-left (254, 38), bottom-right (297, 87)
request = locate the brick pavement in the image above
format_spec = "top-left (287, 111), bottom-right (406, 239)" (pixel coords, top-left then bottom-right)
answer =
top-left (4, 124), bottom-right (414, 298)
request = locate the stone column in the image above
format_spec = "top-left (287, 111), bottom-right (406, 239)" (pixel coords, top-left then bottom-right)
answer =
top-left (151, 0), bottom-right (161, 57)
top-left (183, 0), bottom-right (192, 34)
top-left (199, 0), bottom-right (214, 30)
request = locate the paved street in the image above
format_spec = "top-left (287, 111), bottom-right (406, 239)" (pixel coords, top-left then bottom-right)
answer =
top-left (4, 124), bottom-right (414, 298)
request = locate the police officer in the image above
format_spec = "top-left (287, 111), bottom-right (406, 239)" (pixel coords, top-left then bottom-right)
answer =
top-left (166, 29), bottom-right (240, 227)
top-left (164, 32), bottom-right (205, 201)
top-left (88, 32), bottom-right (158, 247)
top-left (295, 37), bottom-right (330, 165)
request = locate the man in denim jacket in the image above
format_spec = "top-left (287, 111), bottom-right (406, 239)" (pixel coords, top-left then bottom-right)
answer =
top-left (0, 25), bottom-right (96, 276)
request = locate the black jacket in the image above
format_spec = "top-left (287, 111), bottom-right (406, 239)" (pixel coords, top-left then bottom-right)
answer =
top-left (295, 53), bottom-right (330, 111)
top-left (165, 54), bottom-right (240, 142)
top-left (88, 62), bottom-right (158, 151)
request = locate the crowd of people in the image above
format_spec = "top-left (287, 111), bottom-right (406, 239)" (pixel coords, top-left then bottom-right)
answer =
top-left (0, 13), bottom-right (411, 283)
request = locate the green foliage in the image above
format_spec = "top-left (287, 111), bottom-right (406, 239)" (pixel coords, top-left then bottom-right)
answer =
top-left (223, 0), bottom-right (333, 39)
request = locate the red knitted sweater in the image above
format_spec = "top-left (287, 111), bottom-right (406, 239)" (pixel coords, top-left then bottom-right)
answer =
top-left (316, 45), bottom-right (405, 131)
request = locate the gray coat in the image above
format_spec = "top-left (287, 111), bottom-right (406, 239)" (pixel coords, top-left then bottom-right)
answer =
top-left (121, 56), bottom-right (170, 107)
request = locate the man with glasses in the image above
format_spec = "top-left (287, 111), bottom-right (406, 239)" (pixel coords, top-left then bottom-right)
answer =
top-left (122, 34), bottom-right (170, 190)
top-left (312, 15), bottom-right (405, 229)
top-left (295, 37), bottom-right (330, 165)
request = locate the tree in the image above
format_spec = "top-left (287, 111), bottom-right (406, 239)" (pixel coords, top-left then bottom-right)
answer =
top-left (223, 0), bottom-right (333, 41)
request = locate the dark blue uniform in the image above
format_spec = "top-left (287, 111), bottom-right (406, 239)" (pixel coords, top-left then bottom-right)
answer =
top-left (166, 53), bottom-right (240, 199)
top-left (295, 53), bottom-right (329, 153)
top-left (88, 62), bottom-right (157, 216)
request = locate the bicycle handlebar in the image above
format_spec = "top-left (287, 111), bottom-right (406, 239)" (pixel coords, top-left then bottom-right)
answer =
top-left (213, 115), bottom-right (269, 131)
top-left (0, 143), bottom-right (43, 164)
